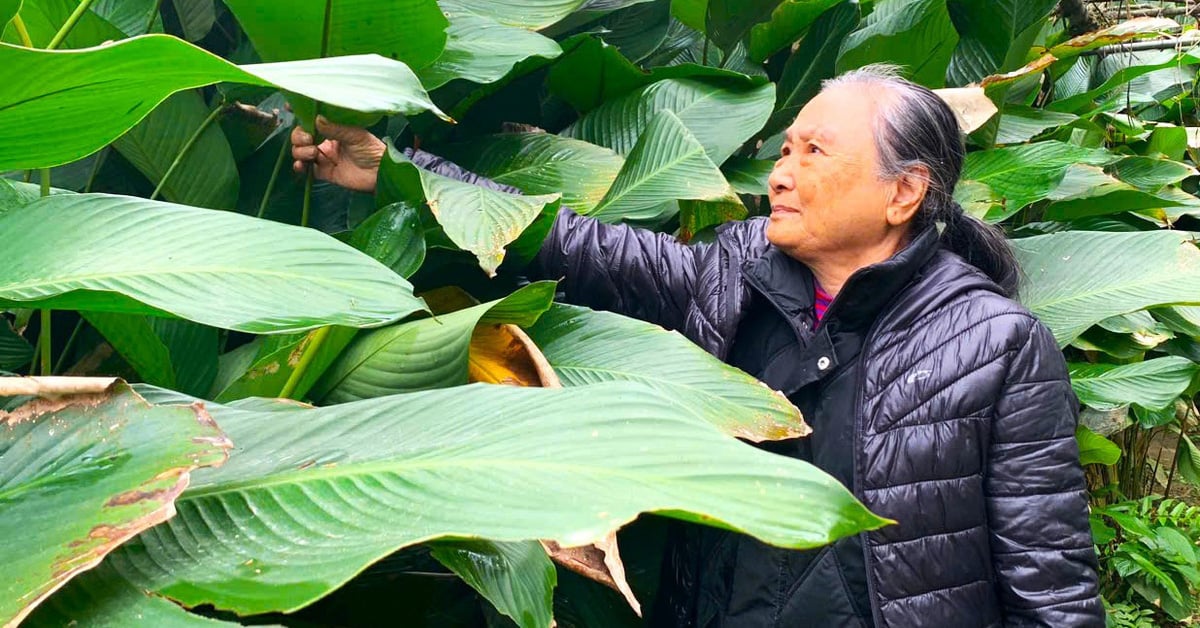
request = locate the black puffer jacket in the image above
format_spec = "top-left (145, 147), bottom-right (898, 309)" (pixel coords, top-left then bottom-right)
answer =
top-left (533, 209), bottom-right (1104, 627)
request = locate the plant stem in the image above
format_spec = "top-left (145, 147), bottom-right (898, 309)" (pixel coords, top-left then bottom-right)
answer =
top-left (39, 168), bottom-right (50, 196)
top-left (301, 169), bottom-right (315, 227)
top-left (151, 103), bottom-right (224, 201)
top-left (257, 134), bottom-right (291, 218)
top-left (12, 15), bottom-right (33, 47)
top-left (143, 0), bottom-right (165, 34)
top-left (52, 318), bottom-right (84, 375)
top-left (38, 310), bottom-right (51, 376)
top-left (46, 0), bottom-right (98, 50)
top-left (279, 327), bottom-right (331, 399)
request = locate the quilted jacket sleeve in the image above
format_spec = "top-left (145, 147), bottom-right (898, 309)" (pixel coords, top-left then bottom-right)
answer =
top-left (531, 208), bottom-right (704, 330)
top-left (986, 317), bottom-right (1104, 627)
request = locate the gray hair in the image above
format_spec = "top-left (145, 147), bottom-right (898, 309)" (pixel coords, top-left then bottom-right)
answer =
top-left (820, 64), bottom-right (1021, 296)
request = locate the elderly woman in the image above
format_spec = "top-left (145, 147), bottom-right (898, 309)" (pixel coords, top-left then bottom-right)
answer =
top-left (293, 66), bottom-right (1103, 627)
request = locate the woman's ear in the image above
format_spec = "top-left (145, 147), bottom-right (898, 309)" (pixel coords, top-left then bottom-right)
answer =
top-left (886, 167), bottom-right (929, 227)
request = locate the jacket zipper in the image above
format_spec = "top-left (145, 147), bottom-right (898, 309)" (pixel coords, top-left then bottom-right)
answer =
top-left (856, 316), bottom-right (887, 628)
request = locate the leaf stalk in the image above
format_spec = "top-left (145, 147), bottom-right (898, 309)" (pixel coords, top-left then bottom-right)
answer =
top-left (151, 103), bottom-right (225, 201)
top-left (46, 0), bottom-right (98, 50)
top-left (279, 326), bottom-right (331, 399)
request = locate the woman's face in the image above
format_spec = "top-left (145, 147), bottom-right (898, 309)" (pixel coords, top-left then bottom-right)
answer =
top-left (765, 85), bottom-right (903, 263)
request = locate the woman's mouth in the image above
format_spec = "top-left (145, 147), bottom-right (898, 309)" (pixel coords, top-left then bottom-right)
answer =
top-left (771, 205), bottom-right (800, 217)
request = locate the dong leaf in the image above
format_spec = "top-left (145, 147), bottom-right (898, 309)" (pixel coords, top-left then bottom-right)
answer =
top-left (99, 382), bottom-right (885, 614)
top-left (0, 317), bottom-right (32, 370)
top-left (1075, 425), bottom-right (1121, 466)
top-left (315, 282), bottom-right (556, 403)
top-left (1041, 164), bottom-right (1187, 221)
top-left (222, 0), bottom-right (448, 69)
top-left (526, 304), bottom-right (809, 442)
top-left (112, 91), bottom-right (238, 210)
top-left (0, 194), bottom-right (425, 333)
top-left (440, 132), bottom-right (624, 215)
top-left (0, 383), bottom-right (230, 627)
top-left (562, 77), bottom-right (775, 165)
top-left (445, 0), bottom-right (588, 29)
top-left (418, 9), bottom-right (562, 90)
top-left (430, 540), bottom-right (555, 628)
top-left (705, 0), bottom-right (783, 53)
top-left (0, 0), bottom-right (18, 26)
top-left (172, 0), bottom-right (216, 42)
top-left (1014, 230), bottom-right (1200, 346)
top-left (378, 145), bottom-right (561, 276)
top-left (0, 35), bottom-right (446, 171)
top-left (589, 110), bottom-right (732, 223)
top-left (836, 0), bottom-right (958, 88)
top-left (547, 35), bottom-right (765, 114)
top-left (956, 141), bottom-right (1118, 222)
top-left (946, 0), bottom-right (1058, 86)
top-left (761, 1), bottom-right (859, 140)
top-left (993, 106), bottom-right (1079, 145)
top-left (347, 201), bottom-right (427, 279)
top-left (1069, 357), bottom-right (1199, 411)
top-left (747, 0), bottom-right (843, 62)
top-left (24, 563), bottom-right (238, 628)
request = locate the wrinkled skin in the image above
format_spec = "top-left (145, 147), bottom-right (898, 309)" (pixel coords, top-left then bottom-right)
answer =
top-left (766, 84), bottom-right (927, 295)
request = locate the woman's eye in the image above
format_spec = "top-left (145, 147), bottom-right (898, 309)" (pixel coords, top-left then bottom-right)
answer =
top-left (781, 147), bottom-right (791, 157)
top-left (809, 145), bottom-right (823, 155)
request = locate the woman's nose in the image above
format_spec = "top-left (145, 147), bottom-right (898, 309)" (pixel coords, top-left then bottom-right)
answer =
top-left (768, 163), bottom-right (793, 194)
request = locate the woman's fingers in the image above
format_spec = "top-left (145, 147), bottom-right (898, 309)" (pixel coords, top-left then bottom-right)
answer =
top-left (291, 126), bottom-right (313, 147)
top-left (292, 143), bottom-right (321, 163)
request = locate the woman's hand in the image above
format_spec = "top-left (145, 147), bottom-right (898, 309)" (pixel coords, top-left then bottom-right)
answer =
top-left (291, 116), bottom-right (386, 193)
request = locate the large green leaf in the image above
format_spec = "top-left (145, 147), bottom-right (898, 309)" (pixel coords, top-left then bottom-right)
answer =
top-left (526, 304), bottom-right (808, 442)
top-left (836, 0), bottom-right (957, 88)
top-left (377, 145), bottom-right (561, 276)
top-left (761, 1), bottom-right (859, 139)
top-left (430, 540), bottom-right (555, 628)
top-left (0, 0), bottom-right (20, 26)
top-left (0, 194), bottom-right (425, 333)
top-left (1047, 46), bottom-right (1200, 114)
top-left (25, 563), bottom-right (238, 628)
top-left (1040, 164), bottom-right (1187, 221)
top-left (955, 141), bottom-right (1118, 222)
top-left (1154, 306), bottom-right (1200, 338)
top-left (0, 34), bottom-right (445, 171)
top-left (99, 382), bottom-right (885, 615)
top-left (746, 0), bottom-right (843, 62)
top-left (945, 0), bottom-right (1058, 86)
top-left (172, 0), bottom-right (216, 42)
top-left (112, 91), bottom-right (238, 209)
top-left (0, 317), bottom-right (32, 370)
top-left (589, 110), bottom-right (731, 222)
top-left (90, 0), bottom-right (159, 37)
top-left (993, 105), bottom-right (1079, 145)
top-left (562, 77), bottom-right (776, 165)
top-left (347, 201), bottom-right (427, 279)
top-left (1014, 230), bottom-right (1200, 346)
top-left (445, 0), bottom-right (587, 29)
top-left (1075, 425), bottom-right (1121, 466)
top-left (441, 133), bottom-right (624, 215)
top-left (705, 0), bottom-right (783, 53)
top-left (315, 282), bottom-right (556, 403)
top-left (417, 8), bottom-right (562, 90)
top-left (1069, 357), bottom-right (1198, 411)
top-left (546, 35), bottom-right (765, 114)
top-left (222, 0), bottom-right (448, 68)
top-left (0, 382), bottom-right (229, 627)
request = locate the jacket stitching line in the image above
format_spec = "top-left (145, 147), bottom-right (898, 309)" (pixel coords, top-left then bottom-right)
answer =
top-left (872, 524), bottom-right (984, 546)
top-left (878, 578), bottom-right (990, 603)
top-left (868, 414), bottom-right (988, 435)
top-left (863, 474), bottom-right (981, 492)
top-left (866, 312), bottom-right (1029, 402)
top-left (871, 359), bottom-right (1011, 432)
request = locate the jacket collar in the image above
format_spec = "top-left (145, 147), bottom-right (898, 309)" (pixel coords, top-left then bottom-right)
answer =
top-left (742, 226), bottom-right (941, 332)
